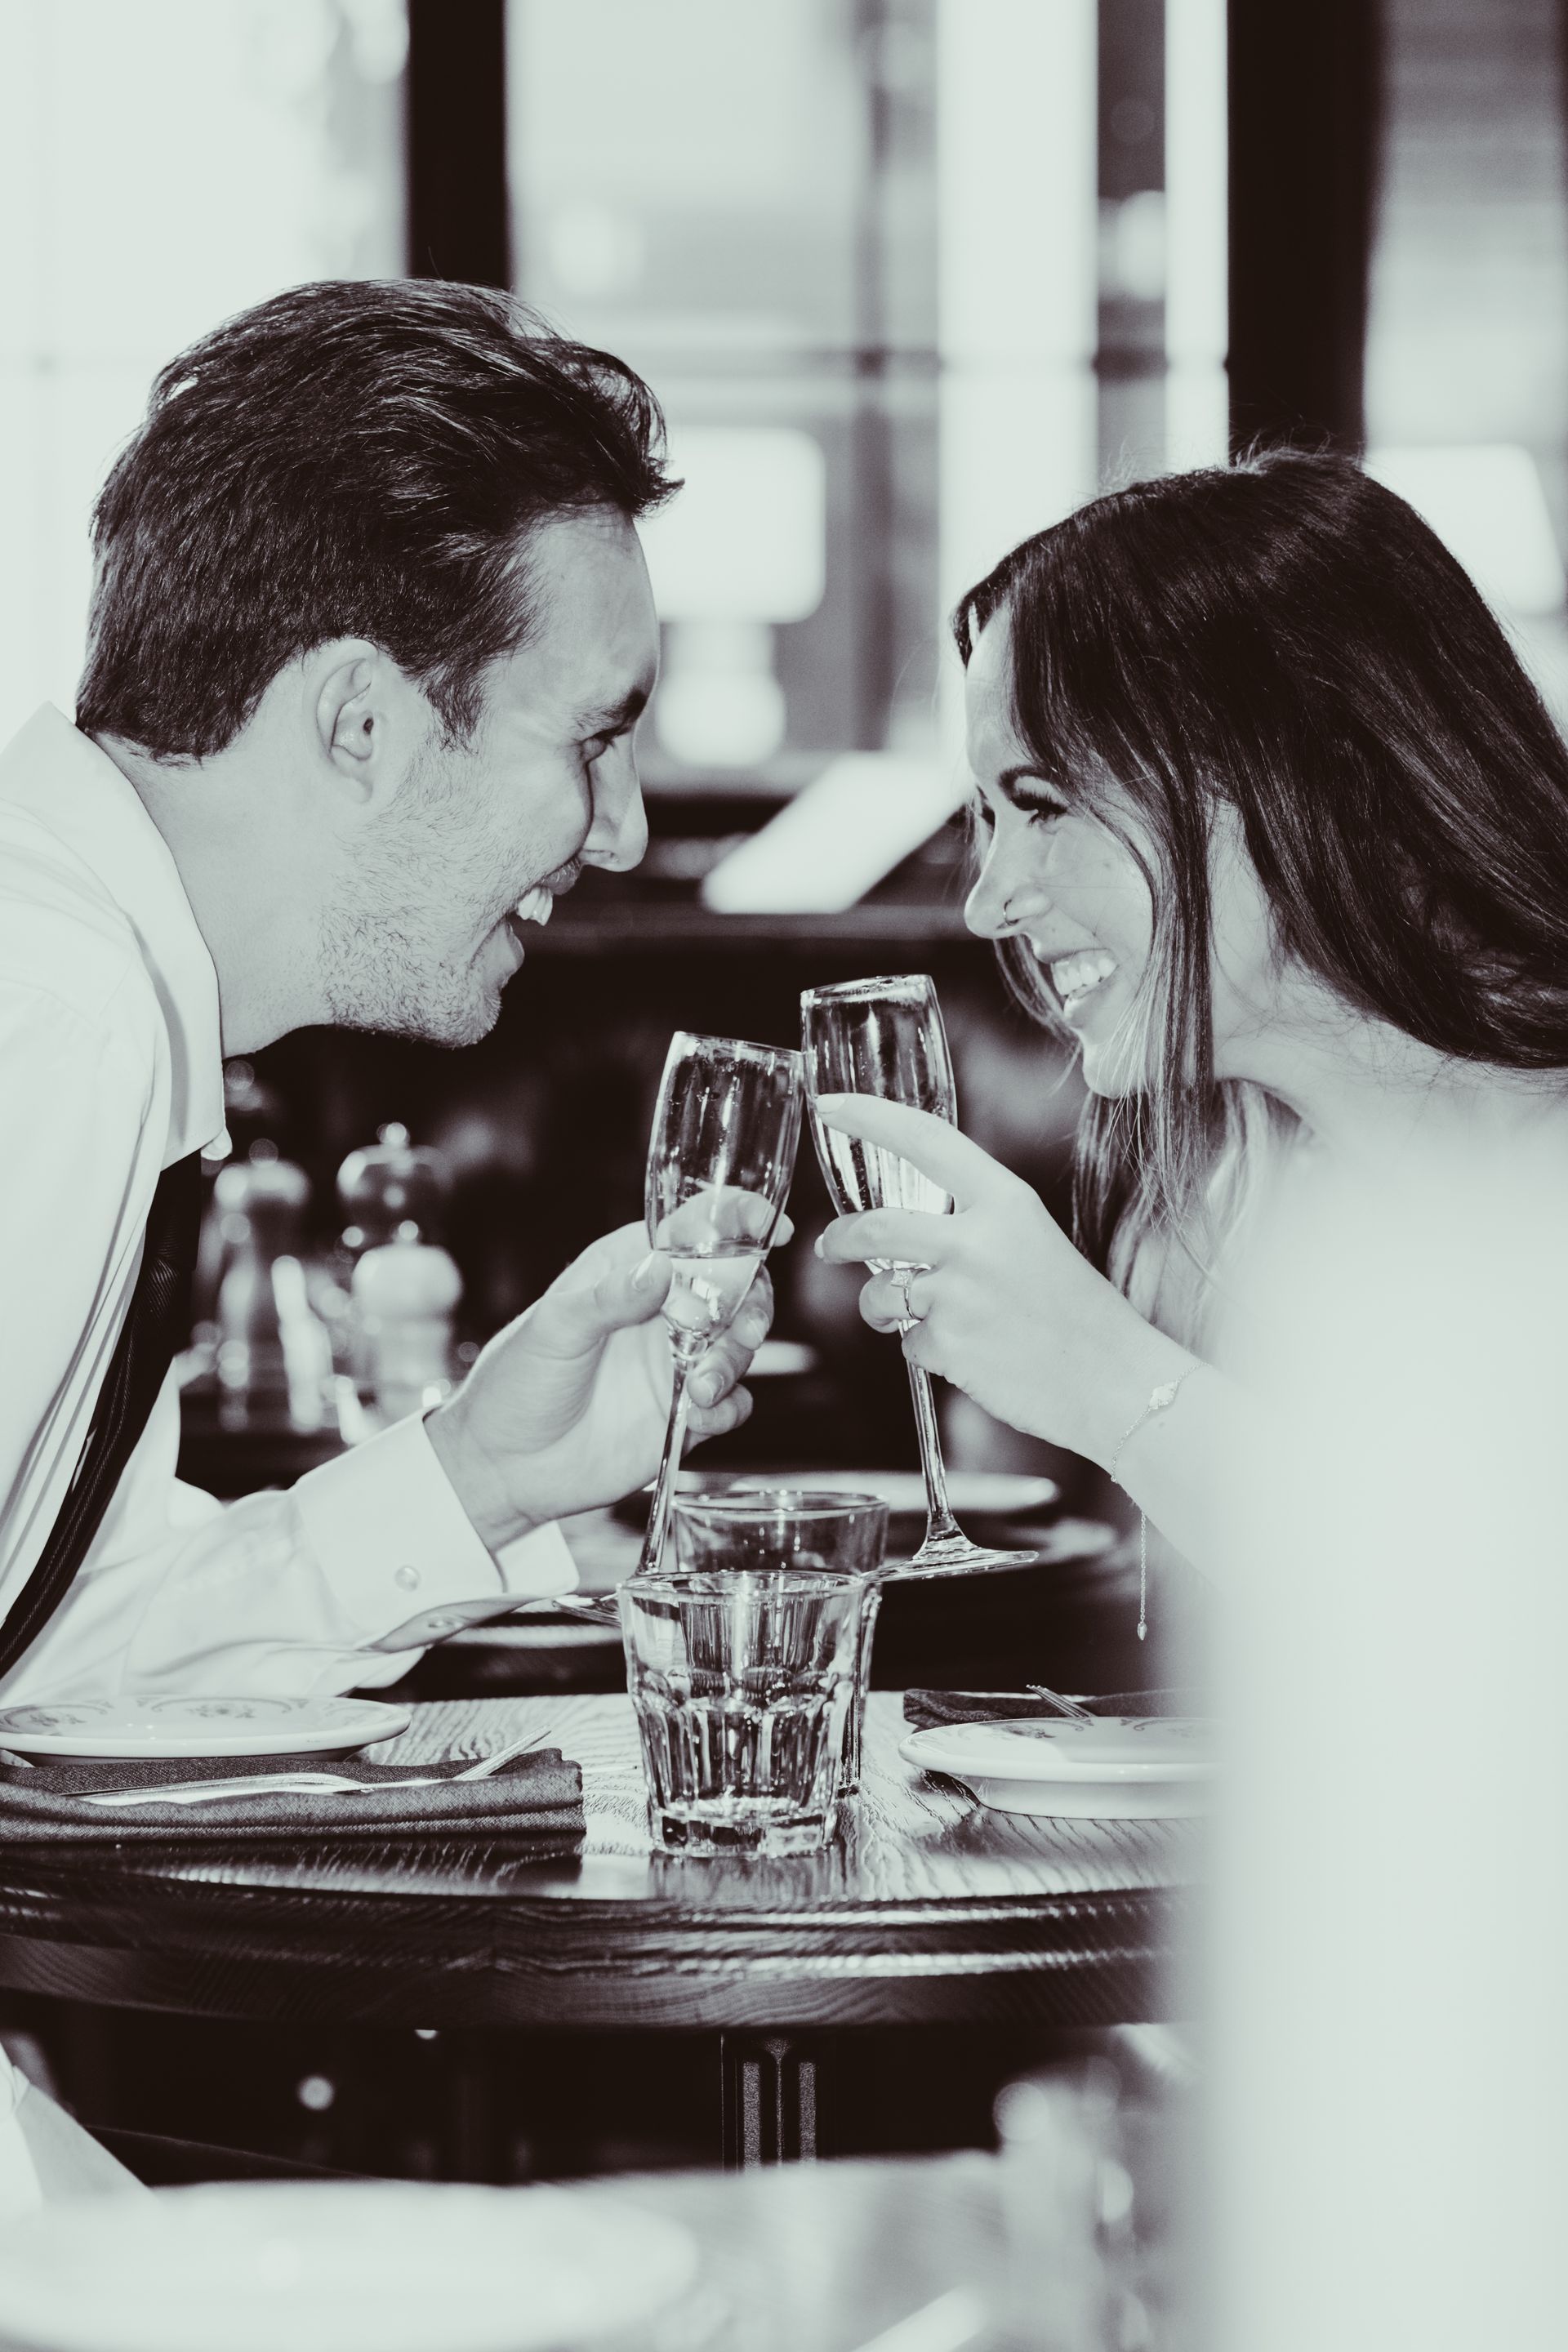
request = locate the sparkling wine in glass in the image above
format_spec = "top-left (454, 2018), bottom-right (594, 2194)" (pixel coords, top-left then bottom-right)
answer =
top-left (800, 974), bottom-right (1036, 1574)
top-left (638, 1032), bottom-right (804, 1574)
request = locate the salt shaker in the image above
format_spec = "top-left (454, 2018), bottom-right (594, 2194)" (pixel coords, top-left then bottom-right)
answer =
top-left (350, 1232), bottom-right (463, 1423)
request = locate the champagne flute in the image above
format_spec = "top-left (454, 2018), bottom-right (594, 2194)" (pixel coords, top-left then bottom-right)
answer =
top-left (800, 973), bottom-right (1036, 1573)
top-left (638, 1031), bottom-right (804, 1574)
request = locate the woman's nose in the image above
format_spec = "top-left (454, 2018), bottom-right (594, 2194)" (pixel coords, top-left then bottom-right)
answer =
top-left (964, 844), bottom-right (1050, 939)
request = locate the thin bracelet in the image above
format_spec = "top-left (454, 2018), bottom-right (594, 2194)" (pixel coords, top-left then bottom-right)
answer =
top-left (1107, 1361), bottom-right (1201, 1642)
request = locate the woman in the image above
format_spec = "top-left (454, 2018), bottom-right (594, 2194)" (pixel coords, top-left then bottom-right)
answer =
top-left (816, 449), bottom-right (1568, 1584)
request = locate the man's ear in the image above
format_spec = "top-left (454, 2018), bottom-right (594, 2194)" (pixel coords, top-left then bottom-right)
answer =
top-left (311, 644), bottom-right (398, 805)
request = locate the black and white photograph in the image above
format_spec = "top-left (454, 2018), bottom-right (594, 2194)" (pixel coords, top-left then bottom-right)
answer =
top-left (1, 2), bottom-right (1565, 2346)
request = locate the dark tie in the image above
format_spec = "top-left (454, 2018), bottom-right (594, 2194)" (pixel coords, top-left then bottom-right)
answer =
top-left (0, 1153), bottom-right (204, 1682)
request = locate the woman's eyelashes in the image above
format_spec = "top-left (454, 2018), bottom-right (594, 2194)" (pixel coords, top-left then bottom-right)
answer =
top-left (1011, 783), bottom-right (1071, 824)
top-left (971, 781), bottom-right (1071, 835)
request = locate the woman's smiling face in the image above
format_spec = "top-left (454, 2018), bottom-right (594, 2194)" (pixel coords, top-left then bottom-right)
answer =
top-left (962, 612), bottom-right (1158, 1096)
top-left (962, 609), bottom-right (1302, 1101)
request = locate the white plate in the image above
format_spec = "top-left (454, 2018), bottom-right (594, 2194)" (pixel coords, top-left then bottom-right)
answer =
top-left (0, 2182), bottom-right (699, 2352)
top-left (725, 1468), bottom-right (1059, 1517)
top-left (0, 1694), bottom-right (411, 1760)
top-left (901, 1714), bottom-right (1213, 1820)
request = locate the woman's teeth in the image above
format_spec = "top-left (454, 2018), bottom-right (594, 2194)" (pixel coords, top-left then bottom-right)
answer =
top-left (514, 886), bottom-right (554, 927)
top-left (1050, 949), bottom-right (1117, 1008)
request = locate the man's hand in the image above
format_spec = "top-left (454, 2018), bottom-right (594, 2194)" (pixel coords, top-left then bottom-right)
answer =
top-left (425, 1221), bottom-right (779, 1552)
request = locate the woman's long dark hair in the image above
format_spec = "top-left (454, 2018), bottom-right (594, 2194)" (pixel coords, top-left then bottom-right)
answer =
top-left (955, 449), bottom-right (1568, 1294)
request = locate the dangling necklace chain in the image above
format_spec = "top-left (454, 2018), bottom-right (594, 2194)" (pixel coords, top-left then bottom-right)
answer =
top-left (1107, 1362), bottom-right (1202, 1640)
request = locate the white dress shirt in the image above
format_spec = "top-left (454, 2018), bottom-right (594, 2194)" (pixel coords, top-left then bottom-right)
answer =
top-left (0, 707), bottom-right (586, 2178)
top-left (0, 706), bottom-right (579, 1708)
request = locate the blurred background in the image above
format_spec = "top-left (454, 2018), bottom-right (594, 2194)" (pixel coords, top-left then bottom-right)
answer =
top-left (7, 0), bottom-right (1568, 1676)
top-left (3, 0), bottom-right (1567, 1617)
top-left (2, 0), bottom-right (1566, 2185)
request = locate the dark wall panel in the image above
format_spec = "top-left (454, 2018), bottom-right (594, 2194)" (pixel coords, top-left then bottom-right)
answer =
top-left (407, 0), bottom-right (510, 287)
top-left (1228, 0), bottom-right (1383, 451)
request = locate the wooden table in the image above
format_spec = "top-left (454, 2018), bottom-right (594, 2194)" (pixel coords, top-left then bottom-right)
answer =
top-left (0, 1695), bottom-right (1192, 2165)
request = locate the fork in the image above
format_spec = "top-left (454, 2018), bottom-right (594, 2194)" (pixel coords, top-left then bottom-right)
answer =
top-left (81, 1731), bottom-right (545, 1808)
top-left (1025, 1682), bottom-right (1098, 1725)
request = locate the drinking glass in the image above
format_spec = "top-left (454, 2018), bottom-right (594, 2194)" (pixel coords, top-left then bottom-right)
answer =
top-left (800, 974), bottom-right (1035, 1572)
top-left (639, 1033), bottom-right (804, 1574)
top-left (672, 1489), bottom-right (889, 1793)
top-left (621, 1569), bottom-right (862, 1854)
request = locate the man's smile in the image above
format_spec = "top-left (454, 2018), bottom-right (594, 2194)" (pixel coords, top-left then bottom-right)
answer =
top-left (496, 859), bottom-right (581, 960)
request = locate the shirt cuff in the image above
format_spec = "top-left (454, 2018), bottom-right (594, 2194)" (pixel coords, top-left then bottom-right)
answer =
top-left (292, 1413), bottom-right (576, 1652)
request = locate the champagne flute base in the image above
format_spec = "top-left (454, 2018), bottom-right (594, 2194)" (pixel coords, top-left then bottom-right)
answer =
top-left (893, 1529), bottom-right (1042, 1577)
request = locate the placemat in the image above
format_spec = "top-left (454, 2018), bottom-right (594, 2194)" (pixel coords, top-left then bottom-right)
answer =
top-left (0, 1715), bottom-right (585, 1853)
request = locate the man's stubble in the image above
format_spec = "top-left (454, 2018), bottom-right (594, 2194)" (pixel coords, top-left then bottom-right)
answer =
top-left (316, 733), bottom-right (516, 1049)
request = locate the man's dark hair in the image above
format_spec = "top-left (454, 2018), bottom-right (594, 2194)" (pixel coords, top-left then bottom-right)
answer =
top-left (76, 278), bottom-right (676, 757)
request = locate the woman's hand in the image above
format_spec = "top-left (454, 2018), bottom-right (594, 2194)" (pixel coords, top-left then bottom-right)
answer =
top-left (813, 1094), bottom-right (1184, 1464)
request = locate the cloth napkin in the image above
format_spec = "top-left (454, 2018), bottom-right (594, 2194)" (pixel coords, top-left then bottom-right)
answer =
top-left (0, 1742), bottom-right (585, 1854)
top-left (902, 1686), bottom-right (1196, 1732)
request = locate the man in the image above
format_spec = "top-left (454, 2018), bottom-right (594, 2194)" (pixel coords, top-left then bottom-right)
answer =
top-left (0, 278), bottom-right (773, 1710)
top-left (0, 275), bottom-right (783, 2206)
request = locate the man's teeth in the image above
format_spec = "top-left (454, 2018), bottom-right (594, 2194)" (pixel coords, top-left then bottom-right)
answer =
top-left (1050, 949), bottom-right (1117, 1002)
top-left (514, 886), bottom-right (554, 927)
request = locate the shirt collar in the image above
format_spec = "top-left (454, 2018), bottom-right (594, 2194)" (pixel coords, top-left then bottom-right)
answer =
top-left (0, 706), bottom-right (227, 1164)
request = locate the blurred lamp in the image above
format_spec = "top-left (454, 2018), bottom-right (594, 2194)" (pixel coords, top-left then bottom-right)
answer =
top-left (643, 426), bottom-right (826, 769)
top-left (640, 427), bottom-right (826, 623)
top-left (654, 621), bottom-right (787, 769)
top-left (702, 754), bottom-right (967, 914)
top-left (1366, 444), bottom-right (1566, 617)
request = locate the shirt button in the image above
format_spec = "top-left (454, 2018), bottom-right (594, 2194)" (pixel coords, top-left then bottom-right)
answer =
top-left (394, 1564), bottom-right (421, 1592)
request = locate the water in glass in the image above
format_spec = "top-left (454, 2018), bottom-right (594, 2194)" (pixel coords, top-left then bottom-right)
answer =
top-left (672, 1489), bottom-right (888, 1795)
top-left (621, 1570), bottom-right (861, 1855)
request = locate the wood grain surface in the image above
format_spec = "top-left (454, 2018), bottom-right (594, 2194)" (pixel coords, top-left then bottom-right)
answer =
top-left (0, 1696), bottom-right (1192, 2032)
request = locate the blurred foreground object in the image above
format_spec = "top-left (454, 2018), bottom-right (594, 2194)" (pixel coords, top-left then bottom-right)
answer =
top-left (1213, 1135), bottom-right (1568, 2350)
top-left (991, 2048), bottom-right (1195, 2351)
top-left (993, 2069), bottom-right (1116, 2350)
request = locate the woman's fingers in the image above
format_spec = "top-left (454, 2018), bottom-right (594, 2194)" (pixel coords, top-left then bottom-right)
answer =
top-left (817, 1207), bottom-right (954, 1266)
top-left (811, 1094), bottom-right (1007, 1207)
top-left (858, 1268), bottom-right (931, 1332)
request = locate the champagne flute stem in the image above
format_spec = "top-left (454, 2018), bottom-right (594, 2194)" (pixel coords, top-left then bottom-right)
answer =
top-left (638, 1346), bottom-right (697, 1575)
top-left (904, 1354), bottom-right (963, 1547)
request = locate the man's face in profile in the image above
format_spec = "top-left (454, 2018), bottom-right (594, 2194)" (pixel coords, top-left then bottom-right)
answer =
top-left (320, 508), bottom-right (659, 1046)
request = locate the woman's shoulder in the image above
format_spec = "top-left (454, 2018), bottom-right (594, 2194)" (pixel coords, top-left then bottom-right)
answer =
top-left (1112, 1089), bottom-right (1304, 1360)
top-left (1116, 1218), bottom-right (1213, 1352)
